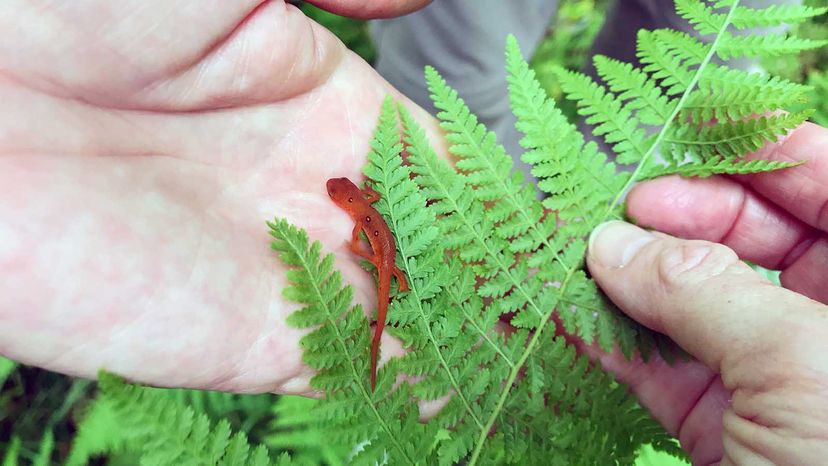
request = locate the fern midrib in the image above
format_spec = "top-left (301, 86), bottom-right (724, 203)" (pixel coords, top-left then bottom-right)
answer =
top-left (281, 232), bottom-right (417, 466)
top-left (415, 149), bottom-right (567, 465)
top-left (613, 0), bottom-right (741, 211)
top-left (665, 129), bottom-right (770, 145)
top-left (681, 92), bottom-right (792, 111)
top-left (469, 2), bottom-right (742, 463)
top-left (467, 279), bottom-right (562, 465)
top-left (373, 182), bottom-right (485, 431)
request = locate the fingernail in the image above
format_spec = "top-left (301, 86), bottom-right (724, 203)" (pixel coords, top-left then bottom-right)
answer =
top-left (588, 221), bottom-right (656, 268)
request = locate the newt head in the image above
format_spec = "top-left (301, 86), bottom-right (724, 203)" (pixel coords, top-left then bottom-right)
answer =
top-left (326, 177), bottom-right (362, 208)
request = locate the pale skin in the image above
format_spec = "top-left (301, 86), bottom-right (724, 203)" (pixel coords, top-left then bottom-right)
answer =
top-left (1, 1), bottom-right (826, 465)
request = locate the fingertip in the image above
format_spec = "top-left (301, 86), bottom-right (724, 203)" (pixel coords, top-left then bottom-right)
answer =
top-left (305, 0), bottom-right (431, 19)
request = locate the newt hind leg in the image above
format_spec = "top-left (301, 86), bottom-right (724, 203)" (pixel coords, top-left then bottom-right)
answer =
top-left (393, 266), bottom-right (409, 292)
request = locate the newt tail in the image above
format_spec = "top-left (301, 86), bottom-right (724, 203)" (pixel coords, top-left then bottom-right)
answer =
top-left (326, 177), bottom-right (409, 390)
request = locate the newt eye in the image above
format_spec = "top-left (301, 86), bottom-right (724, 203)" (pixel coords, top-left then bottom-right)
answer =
top-left (348, 197), bottom-right (353, 203)
top-left (373, 230), bottom-right (379, 237)
top-left (365, 216), bottom-right (371, 223)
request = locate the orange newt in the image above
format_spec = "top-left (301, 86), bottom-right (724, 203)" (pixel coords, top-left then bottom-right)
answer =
top-left (326, 177), bottom-right (408, 390)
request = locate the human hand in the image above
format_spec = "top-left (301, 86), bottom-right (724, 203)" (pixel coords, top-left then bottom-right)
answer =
top-left (0, 0), bottom-right (437, 395)
top-left (587, 122), bottom-right (828, 465)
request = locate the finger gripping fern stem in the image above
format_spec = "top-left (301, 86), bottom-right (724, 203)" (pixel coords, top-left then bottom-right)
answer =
top-left (467, 2), bottom-right (742, 463)
top-left (607, 0), bottom-right (742, 213)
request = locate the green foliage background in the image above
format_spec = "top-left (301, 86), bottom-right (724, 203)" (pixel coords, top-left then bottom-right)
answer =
top-left (1, 1), bottom-right (824, 464)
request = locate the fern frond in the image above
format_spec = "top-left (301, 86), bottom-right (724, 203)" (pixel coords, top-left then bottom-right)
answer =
top-left (409, 51), bottom-right (674, 463)
top-left (0, 357), bottom-right (16, 387)
top-left (32, 431), bottom-right (55, 466)
top-left (505, 38), bottom-right (647, 356)
top-left (67, 396), bottom-right (128, 466)
top-left (644, 157), bottom-right (798, 179)
top-left (652, 29), bottom-right (708, 66)
top-left (554, 67), bottom-right (654, 164)
top-left (507, 37), bottom-right (628, 232)
top-left (398, 105), bottom-right (519, 464)
top-left (594, 55), bottom-right (675, 126)
top-left (369, 99), bottom-right (504, 452)
top-left (675, 0), bottom-right (723, 36)
top-left (730, 3), bottom-right (827, 28)
top-left (266, 396), bottom-right (348, 466)
top-left (638, 30), bottom-right (694, 96)
top-left (683, 66), bottom-right (811, 124)
top-left (70, 372), bottom-right (281, 466)
top-left (270, 101), bottom-right (437, 466)
top-left (677, 0), bottom-right (827, 34)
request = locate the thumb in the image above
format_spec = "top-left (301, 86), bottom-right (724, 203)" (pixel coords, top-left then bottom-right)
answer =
top-left (586, 220), bottom-right (828, 373)
top-left (304, 0), bottom-right (432, 19)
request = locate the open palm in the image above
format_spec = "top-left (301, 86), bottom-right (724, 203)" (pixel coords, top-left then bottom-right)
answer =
top-left (0, 0), bottom-right (436, 394)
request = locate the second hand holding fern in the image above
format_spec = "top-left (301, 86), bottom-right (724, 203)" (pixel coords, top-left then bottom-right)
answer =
top-left (326, 177), bottom-right (409, 391)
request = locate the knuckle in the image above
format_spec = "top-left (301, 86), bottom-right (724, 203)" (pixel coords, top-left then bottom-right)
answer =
top-left (655, 240), bottom-right (742, 292)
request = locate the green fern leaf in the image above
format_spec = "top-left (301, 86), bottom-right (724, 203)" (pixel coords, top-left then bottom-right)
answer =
top-left (70, 372), bottom-right (284, 466)
top-left (677, 0), bottom-right (826, 34)
top-left (683, 66), bottom-right (811, 124)
top-left (652, 29), bottom-right (708, 65)
top-left (554, 67), bottom-right (654, 164)
top-left (663, 111), bottom-right (812, 163)
top-left (0, 357), bottom-right (16, 387)
top-left (67, 397), bottom-right (128, 466)
top-left (731, 3), bottom-right (828, 28)
top-left (594, 55), bottom-right (676, 126)
top-left (675, 0), bottom-right (723, 35)
top-left (32, 431), bottom-right (55, 466)
top-left (717, 33), bottom-right (828, 60)
top-left (637, 29), bottom-right (695, 95)
top-left (2, 437), bottom-right (21, 466)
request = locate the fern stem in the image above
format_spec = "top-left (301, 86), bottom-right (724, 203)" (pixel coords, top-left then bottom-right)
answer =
top-left (469, 3), bottom-right (742, 463)
top-left (280, 232), bottom-right (417, 466)
top-left (466, 291), bottom-right (559, 465)
top-left (609, 0), bottom-right (742, 212)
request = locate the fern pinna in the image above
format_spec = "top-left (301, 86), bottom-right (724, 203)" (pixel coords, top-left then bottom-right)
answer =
top-left (68, 372), bottom-right (291, 466)
top-left (77, 0), bottom-right (825, 464)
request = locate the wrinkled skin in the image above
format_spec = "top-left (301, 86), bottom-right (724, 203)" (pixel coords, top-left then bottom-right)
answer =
top-left (586, 123), bottom-right (828, 465)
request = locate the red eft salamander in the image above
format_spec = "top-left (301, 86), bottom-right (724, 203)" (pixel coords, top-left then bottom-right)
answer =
top-left (326, 177), bottom-right (408, 390)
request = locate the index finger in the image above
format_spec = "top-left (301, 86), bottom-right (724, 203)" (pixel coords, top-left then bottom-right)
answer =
top-left (739, 122), bottom-right (828, 233)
